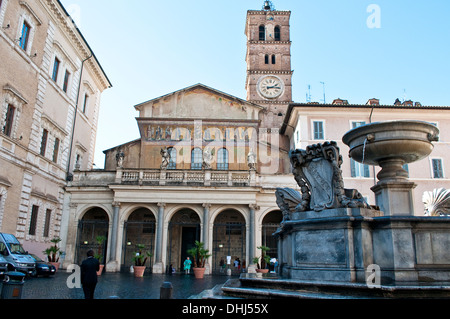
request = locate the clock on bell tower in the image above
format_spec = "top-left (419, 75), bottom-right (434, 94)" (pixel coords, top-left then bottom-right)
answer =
top-left (245, 1), bottom-right (293, 128)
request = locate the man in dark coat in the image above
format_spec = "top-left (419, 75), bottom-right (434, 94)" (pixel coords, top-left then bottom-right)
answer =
top-left (80, 249), bottom-right (100, 299)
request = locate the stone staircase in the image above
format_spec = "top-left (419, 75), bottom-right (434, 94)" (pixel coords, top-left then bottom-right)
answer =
top-left (205, 274), bottom-right (450, 299)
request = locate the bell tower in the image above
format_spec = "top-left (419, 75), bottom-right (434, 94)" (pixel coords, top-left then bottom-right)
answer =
top-left (245, 1), bottom-right (293, 129)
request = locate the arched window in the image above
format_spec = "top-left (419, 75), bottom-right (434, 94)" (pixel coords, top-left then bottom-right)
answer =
top-left (274, 26), bottom-right (281, 41)
top-left (259, 25), bottom-right (265, 41)
top-left (191, 148), bottom-right (202, 170)
top-left (217, 148), bottom-right (229, 170)
top-left (264, 54), bottom-right (269, 64)
top-left (168, 147), bottom-right (177, 170)
top-left (272, 54), bottom-right (276, 64)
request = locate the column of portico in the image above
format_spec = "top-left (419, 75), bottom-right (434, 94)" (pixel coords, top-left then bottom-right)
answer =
top-left (248, 204), bottom-right (259, 273)
top-left (153, 202), bottom-right (165, 274)
top-left (106, 202), bottom-right (120, 272)
top-left (202, 203), bottom-right (212, 274)
top-left (202, 203), bottom-right (211, 249)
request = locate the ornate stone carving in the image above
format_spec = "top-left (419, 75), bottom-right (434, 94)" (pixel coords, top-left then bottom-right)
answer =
top-left (423, 188), bottom-right (450, 216)
top-left (202, 147), bottom-right (213, 169)
top-left (275, 188), bottom-right (302, 222)
top-left (247, 149), bottom-right (257, 171)
top-left (277, 141), bottom-right (371, 217)
top-left (116, 150), bottom-right (124, 168)
top-left (112, 201), bottom-right (121, 208)
top-left (160, 147), bottom-right (170, 169)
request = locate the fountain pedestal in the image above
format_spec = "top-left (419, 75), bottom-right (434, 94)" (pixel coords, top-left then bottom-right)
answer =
top-left (371, 181), bottom-right (416, 216)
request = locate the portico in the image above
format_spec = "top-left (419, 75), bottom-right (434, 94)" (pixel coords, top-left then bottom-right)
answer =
top-left (63, 168), bottom-right (288, 274)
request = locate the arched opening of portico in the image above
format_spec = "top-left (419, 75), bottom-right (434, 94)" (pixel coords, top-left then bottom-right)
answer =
top-left (167, 208), bottom-right (201, 272)
top-left (212, 209), bottom-right (246, 275)
top-left (75, 207), bottom-right (109, 265)
top-left (261, 210), bottom-right (282, 261)
top-left (121, 208), bottom-right (156, 272)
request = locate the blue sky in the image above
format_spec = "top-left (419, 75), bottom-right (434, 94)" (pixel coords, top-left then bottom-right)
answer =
top-left (60, 0), bottom-right (450, 168)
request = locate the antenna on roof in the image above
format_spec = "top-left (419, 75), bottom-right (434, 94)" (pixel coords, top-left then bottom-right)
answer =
top-left (306, 85), bottom-right (312, 103)
top-left (320, 82), bottom-right (326, 104)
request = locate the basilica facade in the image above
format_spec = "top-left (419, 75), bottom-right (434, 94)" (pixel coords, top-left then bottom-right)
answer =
top-left (63, 3), bottom-right (296, 274)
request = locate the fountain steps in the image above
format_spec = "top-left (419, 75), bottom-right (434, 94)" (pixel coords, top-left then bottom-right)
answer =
top-left (211, 274), bottom-right (450, 299)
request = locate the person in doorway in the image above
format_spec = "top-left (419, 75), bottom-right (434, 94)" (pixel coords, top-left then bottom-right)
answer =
top-left (234, 258), bottom-right (240, 271)
top-left (219, 258), bottom-right (225, 273)
top-left (80, 249), bottom-right (100, 299)
top-left (168, 264), bottom-right (175, 275)
top-left (184, 257), bottom-right (192, 274)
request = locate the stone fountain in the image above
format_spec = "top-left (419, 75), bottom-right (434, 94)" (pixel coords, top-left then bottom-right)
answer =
top-left (342, 120), bottom-right (439, 216)
top-left (217, 121), bottom-right (450, 299)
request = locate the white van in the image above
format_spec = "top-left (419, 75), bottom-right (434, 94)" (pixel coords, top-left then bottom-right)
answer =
top-left (0, 255), bottom-right (7, 276)
top-left (0, 233), bottom-right (36, 276)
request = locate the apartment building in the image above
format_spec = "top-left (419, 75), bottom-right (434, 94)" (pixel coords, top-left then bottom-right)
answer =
top-left (0, 0), bottom-right (110, 256)
top-left (281, 98), bottom-right (450, 214)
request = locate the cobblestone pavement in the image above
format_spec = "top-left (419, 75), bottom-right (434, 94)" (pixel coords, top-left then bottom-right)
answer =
top-left (5, 271), bottom-right (233, 299)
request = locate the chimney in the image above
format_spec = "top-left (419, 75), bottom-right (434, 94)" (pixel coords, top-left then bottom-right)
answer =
top-left (402, 100), bottom-right (413, 106)
top-left (366, 98), bottom-right (379, 106)
top-left (332, 98), bottom-right (348, 105)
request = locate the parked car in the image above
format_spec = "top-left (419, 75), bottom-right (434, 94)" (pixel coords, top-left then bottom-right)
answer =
top-left (0, 255), bottom-right (7, 277)
top-left (30, 254), bottom-right (56, 277)
top-left (0, 233), bottom-right (36, 276)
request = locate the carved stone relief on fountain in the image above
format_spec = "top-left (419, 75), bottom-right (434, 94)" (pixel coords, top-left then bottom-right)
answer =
top-left (276, 141), bottom-right (371, 222)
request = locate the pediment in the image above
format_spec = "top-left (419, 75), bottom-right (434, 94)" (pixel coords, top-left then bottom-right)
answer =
top-left (134, 84), bottom-right (265, 121)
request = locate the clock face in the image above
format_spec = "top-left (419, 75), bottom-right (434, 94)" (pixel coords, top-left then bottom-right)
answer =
top-left (258, 76), bottom-right (284, 99)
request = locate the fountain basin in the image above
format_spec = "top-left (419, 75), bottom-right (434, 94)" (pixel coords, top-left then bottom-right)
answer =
top-left (343, 120), bottom-right (439, 181)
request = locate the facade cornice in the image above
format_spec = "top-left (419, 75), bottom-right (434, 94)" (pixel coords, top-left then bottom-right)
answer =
top-left (280, 103), bottom-right (450, 135)
top-left (247, 10), bottom-right (291, 15)
top-left (136, 118), bottom-right (260, 126)
top-left (248, 40), bottom-right (291, 45)
top-left (250, 99), bottom-right (292, 105)
top-left (134, 83), bottom-right (266, 111)
top-left (41, 0), bottom-right (112, 91)
top-left (247, 70), bottom-right (294, 75)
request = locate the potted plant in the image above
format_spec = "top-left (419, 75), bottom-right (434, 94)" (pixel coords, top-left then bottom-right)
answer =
top-left (94, 235), bottom-right (107, 276)
top-left (253, 245), bottom-right (270, 274)
top-left (43, 237), bottom-right (61, 271)
top-left (132, 244), bottom-right (152, 277)
top-left (187, 240), bottom-right (211, 279)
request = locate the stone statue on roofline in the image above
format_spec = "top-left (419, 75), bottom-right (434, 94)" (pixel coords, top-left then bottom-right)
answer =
top-left (116, 149), bottom-right (125, 168)
top-left (247, 149), bottom-right (257, 171)
top-left (160, 147), bottom-right (170, 169)
top-left (202, 147), bottom-right (213, 170)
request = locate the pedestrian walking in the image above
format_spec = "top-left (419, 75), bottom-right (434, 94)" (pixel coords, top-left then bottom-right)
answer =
top-left (184, 257), bottom-right (192, 274)
top-left (80, 249), bottom-right (100, 299)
